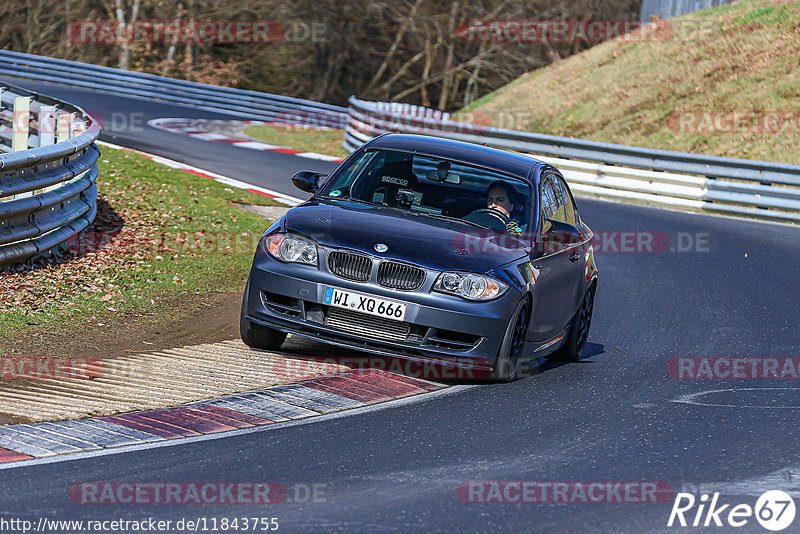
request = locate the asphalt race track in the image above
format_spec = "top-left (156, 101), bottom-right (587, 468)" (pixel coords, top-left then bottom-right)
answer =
top-left (2, 78), bottom-right (800, 533)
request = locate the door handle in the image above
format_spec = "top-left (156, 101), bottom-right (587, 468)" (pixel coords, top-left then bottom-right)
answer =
top-left (569, 252), bottom-right (581, 262)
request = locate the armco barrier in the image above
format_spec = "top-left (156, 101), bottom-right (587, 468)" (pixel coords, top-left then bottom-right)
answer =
top-left (0, 49), bottom-right (347, 126)
top-left (0, 81), bottom-right (100, 267)
top-left (345, 97), bottom-right (800, 223)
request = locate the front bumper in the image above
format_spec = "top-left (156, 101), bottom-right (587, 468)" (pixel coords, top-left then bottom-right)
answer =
top-left (243, 249), bottom-right (522, 375)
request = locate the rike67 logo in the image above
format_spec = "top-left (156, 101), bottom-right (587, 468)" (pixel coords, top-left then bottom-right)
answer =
top-left (668, 490), bottom-right (796, 531)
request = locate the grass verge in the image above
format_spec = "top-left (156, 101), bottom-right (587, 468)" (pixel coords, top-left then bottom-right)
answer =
top-left (244, 124), bottom-right (349, 158)
top-left (0, 146), bottom-right (282, 344)
top-left (465, 0), bottom-right (800, 165)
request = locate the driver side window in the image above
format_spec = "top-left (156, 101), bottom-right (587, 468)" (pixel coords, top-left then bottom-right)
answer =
top-left (551, 175), bottom-right (577, 227)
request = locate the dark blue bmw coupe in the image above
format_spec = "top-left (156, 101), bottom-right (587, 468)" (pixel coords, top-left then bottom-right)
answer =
top-left (240, 134), bottom-right (597, 381)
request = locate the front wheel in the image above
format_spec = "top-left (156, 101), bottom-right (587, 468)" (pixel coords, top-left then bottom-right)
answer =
top-left (240, 287), bottom-right (287, 351)
top-left (490, 299), bottom-right (531, 382)
top-left (550, 284), bottom-right (595, 362)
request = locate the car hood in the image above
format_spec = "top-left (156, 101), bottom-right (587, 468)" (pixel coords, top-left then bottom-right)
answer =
top-left (283, 200), bottom-right (529, 272)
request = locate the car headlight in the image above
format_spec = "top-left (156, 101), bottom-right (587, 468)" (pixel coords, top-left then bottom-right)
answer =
top-left (433, 272), bottom-right (508, 301)
top-left (262, 233), bottom-right (318, 265)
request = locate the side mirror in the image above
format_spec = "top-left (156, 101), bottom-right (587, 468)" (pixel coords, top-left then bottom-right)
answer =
top-left (292, 171), bottom-right (327, 193)
top-left (539, 219), bottom-right (580, 254)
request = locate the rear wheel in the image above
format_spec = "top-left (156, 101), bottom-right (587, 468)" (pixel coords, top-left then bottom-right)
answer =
top-left (490, 299), bottom-right (531, 382)
top-left (550, 284), bottom-right (595, 362)
top-left (240, 286), bottom-right (287, 351)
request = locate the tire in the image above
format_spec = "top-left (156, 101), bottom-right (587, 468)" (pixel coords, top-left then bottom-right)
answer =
top-left (490, 298), bottom-right (531, 382)
top-left (550, 284), bottom-right (595, 362)
top-left (240, 284), bottom-right (287, 351)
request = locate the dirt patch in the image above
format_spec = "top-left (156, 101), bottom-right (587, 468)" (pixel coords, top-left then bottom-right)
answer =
top-left (3, 290), bottom-right (243, 361)
top-left (0, 289), bottom-right (242, 425)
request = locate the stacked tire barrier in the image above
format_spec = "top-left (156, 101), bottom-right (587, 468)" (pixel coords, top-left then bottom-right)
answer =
top-left (0, 49), bottom-right (347, 126)
top-left (0, 81), bottom-right (100, 267)
top-left (345, 97), bottom-right (800, 223)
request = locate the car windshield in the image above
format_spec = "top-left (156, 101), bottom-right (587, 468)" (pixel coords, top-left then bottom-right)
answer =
top-left (319, 149), bottom-right (532, 234)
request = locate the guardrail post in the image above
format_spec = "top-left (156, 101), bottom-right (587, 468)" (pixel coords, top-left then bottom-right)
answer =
top-left (38, 105), bottom-right (56, 147)
top-left (11, 96), bottom-right (32, 199)
top-left (11, 96), bottom-right (30, 152)
top-left (33, 105), bottom-right (57, 195)
top-left (57, 111), bottom-right (73, 142)
top-left (0, 87), bottom-right (5, 153)
top-left (71, 116), bottom-right (87, 137)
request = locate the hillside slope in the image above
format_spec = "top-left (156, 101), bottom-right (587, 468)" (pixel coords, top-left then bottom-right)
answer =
top-left (465, 0), bottom-right (800, 165)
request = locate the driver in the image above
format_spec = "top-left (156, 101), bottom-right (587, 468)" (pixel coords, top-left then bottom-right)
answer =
top-left (486, 181), bottom-right (524, 236)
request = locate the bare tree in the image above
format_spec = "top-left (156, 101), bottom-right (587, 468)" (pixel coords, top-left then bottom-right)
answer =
top-left (0, 0), bottom-right (642, 108)
top-left (112, 0), bottom-right (141, 70)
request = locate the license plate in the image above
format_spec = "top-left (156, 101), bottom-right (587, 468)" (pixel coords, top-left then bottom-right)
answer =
top-left (323, 287), bottom-right (407, 321)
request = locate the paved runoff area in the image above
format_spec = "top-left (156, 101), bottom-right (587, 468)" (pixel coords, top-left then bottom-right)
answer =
top-left (0, 340), bottom-right (444, 463)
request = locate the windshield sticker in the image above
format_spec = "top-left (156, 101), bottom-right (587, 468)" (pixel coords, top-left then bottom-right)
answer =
top-left (381, 176), bottom-right (408, 186)
top-left (329, 190), bottom-right (342, 197)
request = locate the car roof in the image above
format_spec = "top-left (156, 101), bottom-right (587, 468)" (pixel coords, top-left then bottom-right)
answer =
top-left (365, 134), bottom-right (547, 182)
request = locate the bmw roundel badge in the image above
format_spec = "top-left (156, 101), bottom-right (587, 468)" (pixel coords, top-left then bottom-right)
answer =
top-left (374, 243), bottom-right (388, 253)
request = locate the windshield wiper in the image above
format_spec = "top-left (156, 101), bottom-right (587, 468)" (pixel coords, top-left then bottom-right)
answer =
top-left (423, 212), bottom-right (490, 230)
top-left (326, 198), bottom-right (491, 231)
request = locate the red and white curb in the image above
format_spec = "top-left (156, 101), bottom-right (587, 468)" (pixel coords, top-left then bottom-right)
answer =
top-left (96, 140), bottom-right (304, 206)
top-left (148, 118), bottom-right (345, 163)
top-left (0, 369), bottom-right (444, 464)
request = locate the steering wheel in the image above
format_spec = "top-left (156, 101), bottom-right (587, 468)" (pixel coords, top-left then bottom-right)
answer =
top-left (463, 208), bottom-right (510, 232)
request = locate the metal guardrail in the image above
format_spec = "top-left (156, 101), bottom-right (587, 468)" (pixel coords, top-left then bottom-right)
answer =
top-left (0, 80), bottom-right (100, 267)
top-left (345, 97), bottom-right (800, 223)
top-left (0, 50), bottom-right (347, 125)
top-left (641, 0), bottom-right (735, 20)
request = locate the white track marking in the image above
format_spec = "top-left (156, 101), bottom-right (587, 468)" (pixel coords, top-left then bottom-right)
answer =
top-left (671, 388), bottom-right (800, 409)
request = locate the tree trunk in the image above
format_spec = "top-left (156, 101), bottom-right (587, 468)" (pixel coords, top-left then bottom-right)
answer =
top-left (436, 1), bottom-right (459, 110)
